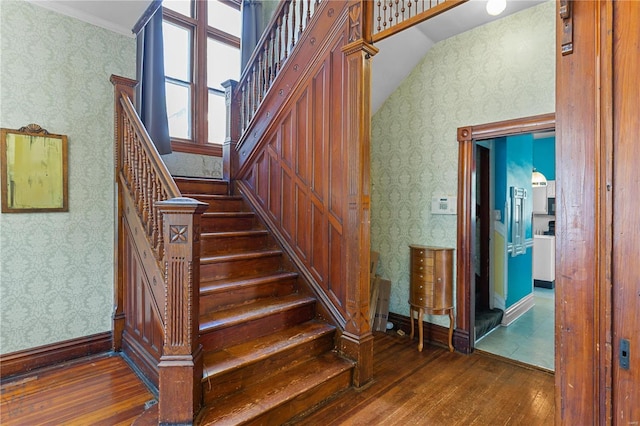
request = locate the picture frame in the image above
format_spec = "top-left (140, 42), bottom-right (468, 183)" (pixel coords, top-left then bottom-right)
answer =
top-left (1, 124), bottom-right (68, 213)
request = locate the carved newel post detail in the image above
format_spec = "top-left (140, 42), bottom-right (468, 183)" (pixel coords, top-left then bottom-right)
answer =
top-left (222, 79), bottom-right (239, 184)
top-left (156, 197), bottom-right (208, 424)
top-left (339, 0), bottom-right (379, 388)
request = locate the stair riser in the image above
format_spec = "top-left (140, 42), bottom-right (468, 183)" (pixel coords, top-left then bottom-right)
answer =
top-left (197, 198), bottom-right (247, 212)
top-left (201, 217), bottom-right (256, 232)
top-left (203, 332), bottom-right (335, 404)
top-left (200, 255), bottom-right (283, 281)
top-left (175, 180), bottom-right (228, 195)
top-left (200, 278), bottom-right (297, 314)
top-left (199, 303), bottom-right (316, 352)
top-left (243, 369), bottom-right (352, 426)
top-left (201, 234), bottom-right (271, 256)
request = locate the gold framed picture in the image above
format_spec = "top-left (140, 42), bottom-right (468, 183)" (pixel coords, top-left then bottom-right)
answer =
top-left (1, 124), bottom-right (68, 213)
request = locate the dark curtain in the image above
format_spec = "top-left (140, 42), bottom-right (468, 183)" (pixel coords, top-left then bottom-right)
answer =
top-left (136, 6), bottom-right (172, 155)
top-left (241, 0), bottom-right (263, 71)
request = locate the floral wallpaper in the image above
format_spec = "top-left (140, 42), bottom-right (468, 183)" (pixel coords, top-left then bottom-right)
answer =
top-left (370, 1), bottom-right (555, 325)
top-left (0, 1), bottom-right (136, 353)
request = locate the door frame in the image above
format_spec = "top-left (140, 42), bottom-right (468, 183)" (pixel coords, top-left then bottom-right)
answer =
top-left (454, 113), bottom-right (555, 354)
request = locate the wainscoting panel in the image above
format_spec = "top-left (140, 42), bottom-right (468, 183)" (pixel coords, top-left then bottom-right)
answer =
top-left (239, 20), bottom-right (350, 320)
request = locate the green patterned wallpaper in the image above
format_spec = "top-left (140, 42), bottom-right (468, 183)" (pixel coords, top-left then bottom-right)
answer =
top-left (370, 1), bottom-right (555, 325)
top-left (0, 1), bottom-right (136, 353)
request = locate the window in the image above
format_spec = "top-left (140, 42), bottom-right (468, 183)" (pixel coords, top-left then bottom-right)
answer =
top-left (163, 0), bottom-right (241, 156)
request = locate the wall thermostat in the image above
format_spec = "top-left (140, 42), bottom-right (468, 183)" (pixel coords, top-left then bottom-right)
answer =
top-left (431, 196), bottom-right (457, 215)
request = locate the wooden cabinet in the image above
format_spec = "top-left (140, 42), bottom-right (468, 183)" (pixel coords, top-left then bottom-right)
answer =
top-left (409, 245), bottom-right (454, 352)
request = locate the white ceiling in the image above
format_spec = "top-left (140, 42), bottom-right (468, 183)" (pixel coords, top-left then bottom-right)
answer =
top-left (27, 0), bottom-right (545, 113)
top-left (26, 0), bottom-right (153, 37)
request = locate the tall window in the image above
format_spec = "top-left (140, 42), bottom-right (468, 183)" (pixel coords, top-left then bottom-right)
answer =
top-left (163, 0), bottom-right (241, 156)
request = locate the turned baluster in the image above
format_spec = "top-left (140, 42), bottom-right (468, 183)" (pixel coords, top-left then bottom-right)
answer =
top-left (283, 2), bottom-right (290, 59)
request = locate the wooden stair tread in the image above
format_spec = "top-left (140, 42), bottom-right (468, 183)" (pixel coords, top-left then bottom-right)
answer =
top-left (201, 321), bottom-right (335, 378)
top-left (201, 229), bottom-right (269, 239)
top-left (200, 294), bottom-right (316, 332)
top-left (200, 249), bottom-right (282, 265)
top-left (202, 211), bottom-right (255, 218)
top-left (198, 352), bottom-right (353, 425)
top-left (182, 194), bottom-right (243, 200)
top-left (173, 176), bottom-right (227, 183)
top-left (200, 272), bottom-right (298, 294)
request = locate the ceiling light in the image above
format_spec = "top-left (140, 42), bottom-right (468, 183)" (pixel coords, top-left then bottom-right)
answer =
top-left (486, 0), bottom-right (507, 16)
top-left (532, 169), bottom-right (547, 187)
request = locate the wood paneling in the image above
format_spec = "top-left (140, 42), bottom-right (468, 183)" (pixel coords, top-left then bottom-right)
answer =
top-left (238, 13), bottom-right (350, 321)
top-left (555, 0), bottom-right (604, 422)
top-left (612, 1), bottom-right (640, 422)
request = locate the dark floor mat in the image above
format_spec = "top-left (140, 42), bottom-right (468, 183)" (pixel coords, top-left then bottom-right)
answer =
top-left (475, 308), bottom-right (504, 340)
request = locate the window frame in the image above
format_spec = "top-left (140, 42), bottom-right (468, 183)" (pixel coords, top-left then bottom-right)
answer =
top-left (162, 0), bottom-right (241, 157)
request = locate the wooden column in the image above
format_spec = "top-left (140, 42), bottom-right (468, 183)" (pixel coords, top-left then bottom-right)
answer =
top-left (455, 127), bottom-right (474, 354)
top-left (156, 197), bottom-right (208, 424)
top-left (338, 1), bottom-right (379, 388)
top-left (110, 75), bottom-right (138, 352)
top-left (222, 79), bottom-right (239, 186)
top-left (555, 0), bottom-right (610, 422)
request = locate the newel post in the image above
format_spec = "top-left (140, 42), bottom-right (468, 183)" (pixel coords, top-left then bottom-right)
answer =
top-left (222, 79), bottom-right (239, 186)
top-left (156, 197), bottom-right (208, 424)
top-left (339, 1), bottom-right (379, 388)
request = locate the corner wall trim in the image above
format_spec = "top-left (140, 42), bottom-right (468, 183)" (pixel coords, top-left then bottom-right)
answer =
top-left (0, 331), bottom-right (112, 379)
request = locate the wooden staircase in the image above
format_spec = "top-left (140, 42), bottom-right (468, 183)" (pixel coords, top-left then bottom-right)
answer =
top-left (174, 177), bottom-right (354, 425)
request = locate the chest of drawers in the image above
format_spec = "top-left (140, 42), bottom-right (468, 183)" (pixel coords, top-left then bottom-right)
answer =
top-left (409, 245), bottom-right (454, 352)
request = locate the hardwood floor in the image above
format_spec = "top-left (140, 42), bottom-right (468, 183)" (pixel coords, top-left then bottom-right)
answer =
top-left (0, 354), bottom-right (155, 426)
top-left (291, 332), bottom-right (554, 425)
top-left (0, 332), bottom-right (554, 425)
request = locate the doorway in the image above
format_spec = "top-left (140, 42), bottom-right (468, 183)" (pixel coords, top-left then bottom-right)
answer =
top-left (471, 132), bottom-right (555, 370)
top-left (454, 113), bottom-right (555, 359)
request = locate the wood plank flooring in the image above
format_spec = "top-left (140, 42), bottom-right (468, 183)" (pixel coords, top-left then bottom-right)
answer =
top-left (289, 332), bottom-right (554, 425)
top-left (1, 354), bottom-right (155, 425)
top-left (0, 332), bottom-right (554, 425)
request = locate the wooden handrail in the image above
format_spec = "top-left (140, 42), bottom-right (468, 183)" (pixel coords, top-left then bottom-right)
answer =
top-left (112, 75), bottom-right (205, 423)
top-left (236, 0), bottom-right (323, 136)
top-left (113, 84), bottom-right (180, 261)
top-left (371, 0), bottom-right (467, 43)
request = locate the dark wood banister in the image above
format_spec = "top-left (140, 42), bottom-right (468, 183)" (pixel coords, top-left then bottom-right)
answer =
top-left (371, 0), bottom-right (467, 43)
top-left (111, 75), bottom-right (207, 424)
top-left (235, 0), bottom-right (323, 137)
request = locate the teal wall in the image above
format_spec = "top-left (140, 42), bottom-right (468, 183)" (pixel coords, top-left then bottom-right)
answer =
top-left (504, 134), bottom-right (534, 307)
top-left (0, 0), bottom-right (136, 354)
top-left (494, 135), bottom-right (535, 308)
top-left (533, 136), bottom-right (556, 180)
top-left (371, 1), bottom-right (555, 322)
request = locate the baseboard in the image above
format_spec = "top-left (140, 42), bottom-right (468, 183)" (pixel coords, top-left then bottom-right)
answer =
top-left (501, 293), bottom-right (535, 326)
top-left (534, 279), bottom-right (555, 289)
top-left (0, 331), bottom-right (112, 379)
top-left (387, 312), bottom-right (468, 353)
